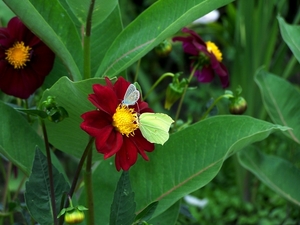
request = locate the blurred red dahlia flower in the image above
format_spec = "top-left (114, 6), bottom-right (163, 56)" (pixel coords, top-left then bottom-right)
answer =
top-left (80, 77), bottom-right (155, 171)
top-left (0, 17), bottom-right (55, 99)
top-left (173, 27), bottom-right (229, 88)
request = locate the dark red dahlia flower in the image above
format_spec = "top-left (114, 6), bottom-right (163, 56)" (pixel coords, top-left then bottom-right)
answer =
top-left (0, 17), bottom-right (55, 99)
top-left (80, 77), bottom-right (155, 171)
top-left (173, 27), bottom-right (229, 88)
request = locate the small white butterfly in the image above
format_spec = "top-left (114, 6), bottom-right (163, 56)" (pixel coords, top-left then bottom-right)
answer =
top-left (122, 84), bottom-right (140, 106)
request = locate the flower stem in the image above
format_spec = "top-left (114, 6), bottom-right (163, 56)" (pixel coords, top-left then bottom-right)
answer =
top-left (83, 0), bottom-right (95, 80)
top-left (84, 141), bottom-right (95, 225)
top-left (1, 160), bottom-right (12, 211)
top-left (69, 137), bottom-right (94, 199)
top-left (143, 72), bottom-right (174, 100)
top-left (41, 119), bottom-right (58, 225)
top-left (199, 94), bottom-right (233, 121)
top-left (58, 137), bottom-right (95, 225)
top-left (174, 66), bottom-right (198, 128)
top-left (24, 99), bottom-right (32, 123)
top-left (134, 59), bottom-right (141, 83)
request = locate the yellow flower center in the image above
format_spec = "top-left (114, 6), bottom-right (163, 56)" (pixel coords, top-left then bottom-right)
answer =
top-left (112, 104), bottom-right (139, 137)
top-left (205, 41), bottom-right (222, 62)
top-left (5, 41), bottom-right (31, 69)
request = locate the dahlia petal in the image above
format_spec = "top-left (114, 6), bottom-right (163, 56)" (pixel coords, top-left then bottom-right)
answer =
top-left (89, 84), bottom-right (119, 115)
top-left (193, 41), bottom-right (209, 53)
top-left (80, 110), bottom-right (111, 136)
top-left (212, 60), bottom-right (228, 77)
top-left (182, 42), bottom-right (199, 55)
top-left (102, 131), bottom-right (123, 158)
top-left (181, 27), bottom-right (206, 46)
top-left (95, 126), bottom-right (122, 156)
top-left (218, 63), bottom-right (230, 88)
top-left (29, 44), bottom-right (55, 76)
top-left (8, 17), bottom-right (27, 42)
top-left (115, 138), bottom-right (138, 171)
top-left (130, 130), bottom-right (154, 160)
top-left (0, 65), bottom-right (44, 98)
top-left (194, 66), bottom-right (214, 83)
top-left (113, 76), bottom-right (132, 100)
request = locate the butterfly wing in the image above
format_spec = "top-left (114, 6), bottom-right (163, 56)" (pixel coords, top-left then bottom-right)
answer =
top-left (123, 84), bottom-right (140, 106)
top-left (139, 113), bottom-right (174, 145)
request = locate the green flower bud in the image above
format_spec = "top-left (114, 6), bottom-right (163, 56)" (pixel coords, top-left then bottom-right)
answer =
top-left (164, 73), bottom-right (187, 110)
top-left (164, 83), bottom-right (184, 110)
top-left (40, 96), bottom-right (68, 123)
top-left (64, 209), bottom-right (85, 224)
top-left (229, 96), bottom-right (247, 115)
top-left (154, 40), bottom-right (172, 57)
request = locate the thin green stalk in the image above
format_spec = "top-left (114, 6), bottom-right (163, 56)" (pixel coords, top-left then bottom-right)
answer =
top-left (58, 137), bottom-right (95, 225)
top-left (83, 0), bottom-right (95, 80)
top-left (143, 72), bottom-right (174, 100)
top-left (69, 137), bottom-right (95, 199)
top-left (84, 143), bottom-right (95, 225)
top-left (1, 161), bottom-right (12, 211)
top-left (12, 174), bottom-right (27, 201)
top-left (174, 66), bottom-right (197, 127)
top-left (24, 99), bottom-right (32, 123)
top-left (134, 59), bottom-right (141, 83)
top-left (199, 94), bottom-right (233, 121)
top-left (282, 56), bottom-right (297, 79)
top-left (41, 119), bottom-right (58, 225)
top-left (83, 35), bottom-right (91, 80)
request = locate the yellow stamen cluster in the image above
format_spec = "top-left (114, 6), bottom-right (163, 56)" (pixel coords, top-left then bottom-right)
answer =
top-left (112, 104), bottom-right (139, 137)
top-left (5, 41), bottom-right (31, 69)
top-left (205, 41), bottom-right (222, 62)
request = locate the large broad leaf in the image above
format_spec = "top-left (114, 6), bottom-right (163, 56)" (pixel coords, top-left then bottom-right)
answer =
top-left (238, 146), bottom-right (300, 206)
top-left (25, 148), bottom-right (70, 225)
top-left (79, 116), bottom-right (288, 224)
top-left (95, 0), bottom-right (234, 78)
top-left (0, 101), bottom-right (69, 177)
top-left (3, 0), bottom-right (83, 80)
top-left (278, 16), bottom-right (300, 64)
top-left (0, 101), bottom-right (44, 175)
top-left (110, 171), bottom-right (136, 225)
top-left (66, 0), bottom-right (118, 28)
top-left (40, 76), bottom-right (113, 161)
top-left (255, 68), bottom-right (300, 144)
top-left (91, 6), bottom-right (123, 77)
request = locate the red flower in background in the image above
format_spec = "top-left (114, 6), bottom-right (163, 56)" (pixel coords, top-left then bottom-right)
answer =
top-left (80, 77), bottom-right (155, 171)
top-left (0, 17), bottom-right (55, 99)
top-left (173, 27), bottom-right (229, 88)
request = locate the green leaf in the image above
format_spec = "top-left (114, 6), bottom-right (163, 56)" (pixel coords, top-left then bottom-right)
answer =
top-left (81, 115), bottom-right (288, 223)
top-left (0, 101), bottom-right (44, 175)
top-left (3, 0), bottom-right (83, 80)
top-left (0, 102), bottom-right (69, 177)
top-left (0, 1), bottom-right (15, 25)
top-left (25, 148), bottom-right (70, 225)
top-left (134, 201), bottom-right (158, 223)
top-left (39, 76), bottom-right (115, 160)
top-left (91, 6), bottom-right (123, 77)
top-left (16, 109), bottom-right (48, 119)
top-left (130, 116), bottom-right (288, 218)
top-left (95, 0), bottom-right (234, 77)
top-left (255, 68), bottom-right (300, 144)
top-left (66, 0), bottom-right (118, 28)
top-left (278, 16), bottom-right (300, 63)
top-left (238, 146), bottom-right (300, 206)
top-left (147, 201), bottom-right (180, 225)
top-left (110, 171), bottom-right (136, 225)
